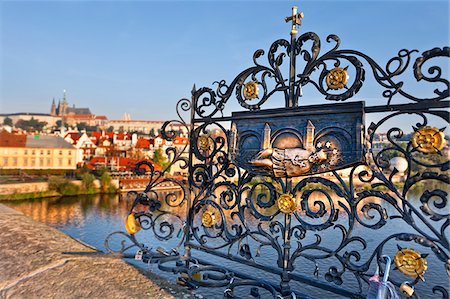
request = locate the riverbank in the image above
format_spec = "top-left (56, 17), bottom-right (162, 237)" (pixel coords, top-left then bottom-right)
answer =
top-left (0, 204), bottom-right (201, 299)
top-left (0, 174), bottom-right (120, 201)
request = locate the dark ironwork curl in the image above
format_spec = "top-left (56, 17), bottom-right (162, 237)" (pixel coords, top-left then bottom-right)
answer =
top-left (105, 11), bottom-right (449, 298)
top-left (192, 33), bottom-right (449, 119)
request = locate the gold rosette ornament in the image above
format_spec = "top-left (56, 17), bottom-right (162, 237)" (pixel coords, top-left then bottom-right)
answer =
top-left (277, 194), bottom-right (297, 214)
top-left (394, 248), bottom-right (427, 280)
top-left (243, 81), bottom-right (259, 101)
top-left (411, 126), bottom-right (446, 154)
top-left (198, 135), bottom-right (210, 151)
top-left (202, 211), bottom-right (216, 228)
top-left (125, 213), bottom-right (141, 235)
top-left (326, 66), bottom-right (349, 90)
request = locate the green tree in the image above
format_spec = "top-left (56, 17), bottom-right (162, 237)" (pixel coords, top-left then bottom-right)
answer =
top-left (76, 122), bottom-right (99, 132)
top-left (77, 122), bottom-right (89, 131)
top-left (15, 118), bottom-right (47, 131)
top-left (100, 171), bottom-right (117, 193)
top-left (152, 148), bottom-right (170, 170)
top-left (82, 173), bottom-right (95, 190)
top-left (56, 120), bottom-right (62, 128)
top-left (3, 117), bottom-right (13, 126)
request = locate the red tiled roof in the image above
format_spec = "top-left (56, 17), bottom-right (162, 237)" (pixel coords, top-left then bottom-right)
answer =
top-left (109, 120), bottom-right (164, 123)
top-left (94, 115), bottom-right (108, 120)
top-left (65, 114), bottom-right (94, 119)
top-left (0, 130), bottom-right (26, 147)
top-left (135, 138), bottom-right (150, 149)
top-left (64, 132), bottom-right (82, 142)
top-left (173, 136), bottom-right (188, 145)
top-left (89, 132), bottom-right (131, 140)
top-left (115, 133), bottom-right (132, 140)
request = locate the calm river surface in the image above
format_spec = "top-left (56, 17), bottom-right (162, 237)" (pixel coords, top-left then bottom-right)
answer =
top-left (2, 190), bottom-right (448, 298)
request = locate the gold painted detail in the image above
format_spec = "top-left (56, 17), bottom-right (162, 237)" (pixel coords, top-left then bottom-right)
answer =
top-left (202, 211), bottom-right (216, 228)
top-left (198, 135), bottom-right (210, 151)
top-left (394, 248), bottom-right (427, 279)
top-left (243, 81), bottom-right (259, 101)
top-left (277, 193), bottom-right (297, 214)
top-left (326, 67), bottom-right (349, 90)
top-left (400, 283), bottom-right (415, 297)
top-left (284, 6), bottom-right (304, 35)
top-left (411, 126), bottom-right (446, 154)
top-left (125, 213), bottom-right (141, 235)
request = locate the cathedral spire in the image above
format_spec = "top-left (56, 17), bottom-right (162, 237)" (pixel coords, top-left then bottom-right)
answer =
top-left (51, 97), bottom-right (56, 115)
top-left (62, 89), bottom-right (67, 103)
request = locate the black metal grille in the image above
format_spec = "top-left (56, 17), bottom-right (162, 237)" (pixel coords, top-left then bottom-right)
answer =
top-left (105, 14), bottom-right (449, 299)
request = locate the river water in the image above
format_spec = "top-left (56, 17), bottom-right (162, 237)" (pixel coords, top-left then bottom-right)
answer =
top-left (2, 190), bottom-right (448, 298)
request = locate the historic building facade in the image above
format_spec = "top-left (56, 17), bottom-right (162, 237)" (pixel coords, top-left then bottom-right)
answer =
top-left (0, 130), bottom-right (76, 170)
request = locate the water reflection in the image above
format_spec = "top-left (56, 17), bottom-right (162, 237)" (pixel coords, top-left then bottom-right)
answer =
top-left (1, 185), bottom-right (447, 298)
top-left (4, 194), bottom-right (130, 227)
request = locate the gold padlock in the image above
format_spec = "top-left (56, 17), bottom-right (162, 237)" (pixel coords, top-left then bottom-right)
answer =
top-left (125, 213), bottom-right (141, 235)
top-left (190, 264), bottom-right (201, 281)
top-left (192, 271), bottom-right (201, 281)
top-left (400, 283), bottom-right (414, 297)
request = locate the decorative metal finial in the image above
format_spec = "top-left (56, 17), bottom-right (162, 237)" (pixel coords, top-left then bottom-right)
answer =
top-left (285, 6), bottom-right (304, 35)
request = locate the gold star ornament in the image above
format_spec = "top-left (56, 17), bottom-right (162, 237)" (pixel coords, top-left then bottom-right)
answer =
top-left (394, 248), bottom-right (427, 280)
top-left (277, 194), bottom-right (297, 214)
top-left (198, 135), bottom-right (211, 151)
top-left (326, 66), bottom-right (349, 90)
top-left (202, 211), bottom-right (216, 228)
top-left (243, 81), bottom-right (259, 101)
top-left (411, 126), bottom-right (446, 154)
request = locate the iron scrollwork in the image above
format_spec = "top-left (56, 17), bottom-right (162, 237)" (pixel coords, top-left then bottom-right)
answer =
top-left (105, 8), bottom-right (449, 299)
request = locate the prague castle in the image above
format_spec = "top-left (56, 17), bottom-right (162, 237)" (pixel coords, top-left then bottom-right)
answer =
top-left (0, 91), bottom-right (107, 128)
top-left (50, 91), bottom-right (92, 117)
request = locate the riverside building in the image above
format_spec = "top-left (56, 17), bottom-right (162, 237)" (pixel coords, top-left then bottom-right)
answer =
top-left (0, 130), bottom-right (76, 170)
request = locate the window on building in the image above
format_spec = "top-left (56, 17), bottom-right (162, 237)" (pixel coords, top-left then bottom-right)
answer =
top-left (31, 159), bottom-right (36, 166)
top-left (12, 158), bottom-right (17, 166)
top-left (47, 150), bottom-right (51, 155)
top-left (24, 150), bottom-right (28, 155)
top-left (24, 158), bottom-right (28, 166)
top-left (47, 158), bottom-right (51, 166)
top-left (39, 158), bottom-right (43, 166)
top-left (40, 150), bottom-right (44, 155)
top-left (3, 158), bottom-right (8, 166)
top-left (68, 151), bottom-right (72, 156)
top-left (68, 159), bottom-right (72, 165)
top-left (59, 150), bottom-right (63, 155)
top-left (58, 158), bottom-right (62, 166)
top-left (32, 150), bottom-right (35, 155)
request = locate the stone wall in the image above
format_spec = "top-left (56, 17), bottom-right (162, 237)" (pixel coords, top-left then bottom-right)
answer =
top-left (0, 179), bottom-right (119, 195)
top-left (0, 182), bottom-right (49, 195)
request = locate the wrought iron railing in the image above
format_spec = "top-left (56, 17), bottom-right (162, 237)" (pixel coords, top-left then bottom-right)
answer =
top-left (106, 7), bottom-right (449, 299)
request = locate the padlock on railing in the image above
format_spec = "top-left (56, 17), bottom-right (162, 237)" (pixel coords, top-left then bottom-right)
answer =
top-left (190, 263), bottom-right (202, 281)
top-left (366, 255), bottom-right (399, 299)
top-left (399, 282), bottom-right (414, 297)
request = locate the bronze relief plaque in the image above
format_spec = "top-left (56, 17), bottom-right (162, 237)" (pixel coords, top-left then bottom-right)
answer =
top-left (230, 101), bottom-right (365, 177)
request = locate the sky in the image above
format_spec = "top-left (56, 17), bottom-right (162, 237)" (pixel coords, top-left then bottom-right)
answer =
top-left (0, 0), bottom-right (448, 124)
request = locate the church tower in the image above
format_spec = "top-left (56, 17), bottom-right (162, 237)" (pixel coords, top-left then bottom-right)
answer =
top-left (60, 90), bottom-right (68, 116)
top-left (50, 98), bottom-right (56, 116)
